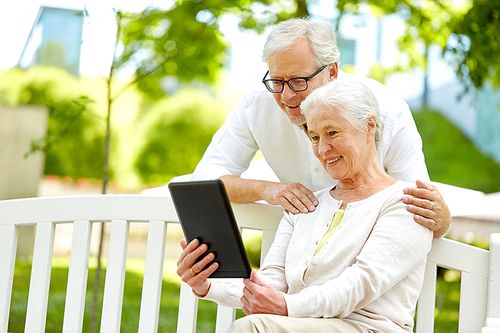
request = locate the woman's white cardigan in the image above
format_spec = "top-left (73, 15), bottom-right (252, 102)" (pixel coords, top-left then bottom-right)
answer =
top-left (203, 181), bottom-right (433, 333)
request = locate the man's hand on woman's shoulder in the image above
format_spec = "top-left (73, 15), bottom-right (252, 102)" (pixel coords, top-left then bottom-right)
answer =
top-left (403, 180), bottom-right (451, 238)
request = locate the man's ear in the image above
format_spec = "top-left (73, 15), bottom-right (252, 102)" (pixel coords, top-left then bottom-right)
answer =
top-left (328, 62), bottom-right (339, 81)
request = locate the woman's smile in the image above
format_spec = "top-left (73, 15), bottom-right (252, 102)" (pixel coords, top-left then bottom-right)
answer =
top-left (325, 156), bottom-right (342, 165)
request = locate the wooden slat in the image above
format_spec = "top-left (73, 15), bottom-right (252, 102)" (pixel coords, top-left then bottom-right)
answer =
top-left (62, 220), bottom-right (92, 333)
top-left (138, 220), bottom-right (167, 333)
top-left (428, 237), bottom-right (489, 277)
top-left (0, 195), bottom-right (180, 226)
top-left (483, 233), bottom-right (500, 331)
top-left (487, 234), bottom-right (500, 317)
top-left (176, 282), bottom-right (199, 333)
top-left (458, 272), bottom-right (487, 333)
top-left (215, 305), bottom-right (236, 333)
top-left (100, 220), bottom-right (130, 333)
top-left (25, 222), bottom-right (55, 333)
top-left (0, 225), bottom-right (18, 331)
top-left (416, 262), bottom-right (437, 333)
top-left (232, 202), bottom-right (283, 231)
top-left (261, 229), bottom-right (276, 264)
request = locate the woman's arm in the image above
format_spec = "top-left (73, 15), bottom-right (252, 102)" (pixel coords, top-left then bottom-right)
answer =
top-left (201, 213), bottom-right (294, 308)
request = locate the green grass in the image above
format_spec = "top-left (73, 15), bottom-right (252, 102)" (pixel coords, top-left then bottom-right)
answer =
top-left (413, 109), bottom-right (500, 193)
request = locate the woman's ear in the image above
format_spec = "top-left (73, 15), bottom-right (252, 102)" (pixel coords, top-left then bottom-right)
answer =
top-left (366, 114), bottom-right (377, 136)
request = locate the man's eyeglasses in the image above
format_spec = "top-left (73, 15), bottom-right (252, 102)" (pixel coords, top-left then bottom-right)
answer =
top-left (262, 65), bottom-right (328, 93)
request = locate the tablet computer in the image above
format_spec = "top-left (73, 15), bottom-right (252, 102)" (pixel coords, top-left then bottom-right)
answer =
top-left (168, 179), bottom-right (252, 278)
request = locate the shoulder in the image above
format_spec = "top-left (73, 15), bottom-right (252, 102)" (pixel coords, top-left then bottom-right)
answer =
top-left (233, 87), bottom-right (286, 124)
top-left (238, 86), bottom-right (277, 108)
top-left (338, 71), bottom-right (410, 119)
top-left (382, 180), bottom-right (414, 201)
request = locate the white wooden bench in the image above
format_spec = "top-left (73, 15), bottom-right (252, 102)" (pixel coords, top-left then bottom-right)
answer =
top-left (0, 194), bottom-right (499, 333)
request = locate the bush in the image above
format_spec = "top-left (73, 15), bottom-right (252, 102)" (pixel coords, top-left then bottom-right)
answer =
top-left (134, 89), bottom-right (226, 185)
top-left (0, 66), bottom-right (106, 179)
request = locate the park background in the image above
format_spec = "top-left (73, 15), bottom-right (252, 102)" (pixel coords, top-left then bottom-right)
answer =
top-left (1, 0), bottom-right (500, 332)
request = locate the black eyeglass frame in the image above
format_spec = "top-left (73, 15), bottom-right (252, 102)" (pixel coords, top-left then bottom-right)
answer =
top-left (262, 65), bottom-right (328, 93)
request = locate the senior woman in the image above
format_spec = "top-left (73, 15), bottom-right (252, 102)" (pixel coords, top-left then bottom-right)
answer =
top-left (177, 79), bottom-right (433, 333)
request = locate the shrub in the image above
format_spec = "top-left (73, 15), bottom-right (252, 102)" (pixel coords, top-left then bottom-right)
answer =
top-left (134, 88), bottom-right (226, 185)
top-left (0, 66), bottom-right (106, 179)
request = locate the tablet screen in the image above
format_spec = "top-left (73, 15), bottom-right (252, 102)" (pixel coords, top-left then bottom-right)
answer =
top-left (168, 180), bottom-right (252, 278)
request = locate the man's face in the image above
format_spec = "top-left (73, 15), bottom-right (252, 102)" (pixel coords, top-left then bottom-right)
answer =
top-left (267, 38), bottom-right (337, 126)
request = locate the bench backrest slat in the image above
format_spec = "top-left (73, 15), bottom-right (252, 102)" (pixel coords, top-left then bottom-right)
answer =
top-left (138, 220), bottom-right (168, 333)
top-left (177, 283), bottom-right (199, 333)
top-left (215, 305), bottom-right (236, 333)
top-left (63, 220), bottom-right (93, 333)
top-left (459, 271), bottom-right (487, 332)
top-left (0, 224), bottom-right (18, 332)
top-left (100, 220), bottom-right (130, 333)
top-left (487, 234), bottom-right (500, 324)
top-left (26, 221), bottom-right (55, 333)
top-left (415, 262), bottom-right (437, 333)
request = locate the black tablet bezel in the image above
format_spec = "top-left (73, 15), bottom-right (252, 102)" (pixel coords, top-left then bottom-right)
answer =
top-left (168, 179), bottom-right (252, 278)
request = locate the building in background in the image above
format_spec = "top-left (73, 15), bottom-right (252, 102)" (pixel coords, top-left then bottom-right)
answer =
top-left (18, 6), bottom-right (84, 77)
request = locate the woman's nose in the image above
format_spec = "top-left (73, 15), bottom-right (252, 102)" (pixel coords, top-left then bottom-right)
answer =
top-left (318, 139), bottom-right (331, 155)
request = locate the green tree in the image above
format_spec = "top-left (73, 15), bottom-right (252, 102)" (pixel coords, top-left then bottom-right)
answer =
top-left (336, 0), bottom-right (500, 93)
top-left (337, 0), bottom-right (467, 105)
top-left (447, 0), bottom-right (500, 90)
top-left (117, 0), bottom-right (309, 98)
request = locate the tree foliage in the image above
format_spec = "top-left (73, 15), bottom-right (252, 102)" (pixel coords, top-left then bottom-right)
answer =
top-left (118, 0), bottom-right (498, 94)
top-left (117, 0), bottom-right (308, 98)
top-left (447, 0), bottom-right (500, 89)
top-left (336, 1), bottom-right (466, 82)
top-left (336, 0), bottom-right (498, 90)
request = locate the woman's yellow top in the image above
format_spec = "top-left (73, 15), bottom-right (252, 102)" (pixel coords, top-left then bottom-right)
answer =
top-left (314, 209), bottom-right (344, 255)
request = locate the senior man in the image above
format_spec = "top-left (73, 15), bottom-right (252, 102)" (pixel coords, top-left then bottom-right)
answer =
top-left (191, 18), bottom-right (450, 237)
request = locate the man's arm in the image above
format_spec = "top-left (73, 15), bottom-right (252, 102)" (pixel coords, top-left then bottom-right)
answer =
top-left (219, 175), bottom-right (318, 214)
top-left (404, 180), bottom-right (451, 238)
top-left (380, 108), bottom-right (451, 237)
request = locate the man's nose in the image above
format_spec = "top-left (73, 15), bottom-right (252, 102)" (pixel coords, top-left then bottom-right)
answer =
top-left (281, 83), bottom-right (296, 100)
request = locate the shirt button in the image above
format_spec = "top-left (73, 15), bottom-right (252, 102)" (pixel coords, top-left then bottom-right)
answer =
top-left (314, 168), bottom-right (319, 172)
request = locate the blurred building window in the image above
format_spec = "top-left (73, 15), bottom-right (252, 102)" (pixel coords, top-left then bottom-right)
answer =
top-left (18, 6), bottom-right (83, 77)
top-left (337, 37), bottom-right (356, 66)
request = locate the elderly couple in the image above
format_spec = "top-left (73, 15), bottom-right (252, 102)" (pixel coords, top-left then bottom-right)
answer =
top-left (176, 19), bottom-right (450, 333)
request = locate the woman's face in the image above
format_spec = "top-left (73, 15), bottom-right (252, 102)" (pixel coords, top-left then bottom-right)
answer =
top-left (307, 106), bottom-right (374, 182)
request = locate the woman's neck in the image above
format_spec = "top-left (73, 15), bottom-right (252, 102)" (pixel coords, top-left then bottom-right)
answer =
top-left (331, 159), bottom-right (396, 208)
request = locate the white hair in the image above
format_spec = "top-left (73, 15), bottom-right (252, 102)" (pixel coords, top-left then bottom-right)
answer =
top-left (262, 18), bottom-right (340, 68)
top-left (300, 79), bottom-right (384, 151)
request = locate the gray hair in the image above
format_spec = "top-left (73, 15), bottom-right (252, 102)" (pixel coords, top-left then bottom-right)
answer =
top-left (262, 18), bottom-right (340, 68)
top-left (300, 79), bottom-right (384, 151)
